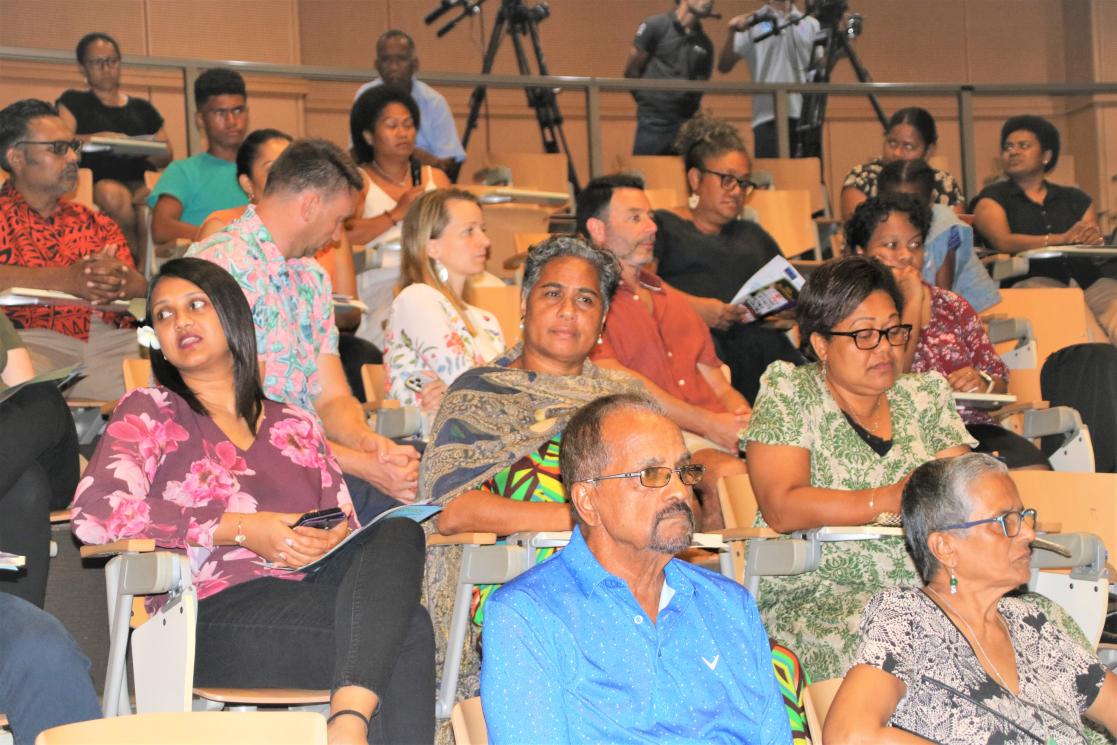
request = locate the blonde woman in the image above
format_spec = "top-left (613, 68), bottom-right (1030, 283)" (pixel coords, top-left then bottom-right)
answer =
top-left (384, 189), bottom-right (506, 413)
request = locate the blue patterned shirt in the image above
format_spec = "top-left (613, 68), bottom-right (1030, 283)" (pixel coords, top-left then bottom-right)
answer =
top-left (481, 526), bottom-right (791, 744)
top-left (186, 206), bottom-right (338, 414)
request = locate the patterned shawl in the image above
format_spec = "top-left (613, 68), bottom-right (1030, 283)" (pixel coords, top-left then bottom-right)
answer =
top-left (418, 343), bottom-right (640, 504)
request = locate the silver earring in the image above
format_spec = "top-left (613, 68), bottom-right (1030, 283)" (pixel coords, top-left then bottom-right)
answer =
top-left (518, 318), bottom-right (525, 330)
top-left (433, 259), bottom-right (449, 284)
top-left (596, 335), bottom-right (603, 345)
top-left (687, 193), bottom-right (700, 210)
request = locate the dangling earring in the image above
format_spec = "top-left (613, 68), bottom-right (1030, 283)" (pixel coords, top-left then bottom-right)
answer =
top-left (518, 317), bottom-right (525, 330)
top-left (433, 259), bottom-right (449, 284)
top-left (596, 335), bottom-right (603, 345)
top-left (949, 568), bottom-right (958, 594)
top-left (688, 193), bottom-right (700, 210)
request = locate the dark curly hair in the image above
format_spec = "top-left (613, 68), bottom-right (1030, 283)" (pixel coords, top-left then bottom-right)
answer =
top-left (673, 111), bottom-right (748, 175)
top-left (844, 193), bottom-right (931, 253)
top-left (1001, 115), bottom-right (1060, 173)
top-left (349, 86), bottom-right (421, 165)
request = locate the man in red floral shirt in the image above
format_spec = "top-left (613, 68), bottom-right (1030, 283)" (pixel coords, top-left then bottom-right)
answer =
top-left (0, 99), bottom-right (146, 399)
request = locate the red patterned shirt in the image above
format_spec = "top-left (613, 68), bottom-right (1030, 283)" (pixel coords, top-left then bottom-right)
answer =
top-left (911, 284), bottom-right (1008, 425)
top-left (0, 181), bottom-right (134, 341)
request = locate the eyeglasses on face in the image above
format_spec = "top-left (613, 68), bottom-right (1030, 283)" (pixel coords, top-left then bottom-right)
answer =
top-left (582, 464), bottom-right (706, 489)
top-left (700, 168), bottom-right (757, 195)
top-left (937, 508), bottom-right (1037, 538)
top-left (17, 140), bottom-right (82, 156)
top-left (84, 56), bottom-right (121, 69)
top-left (827, 324), bottom-right (912, 351)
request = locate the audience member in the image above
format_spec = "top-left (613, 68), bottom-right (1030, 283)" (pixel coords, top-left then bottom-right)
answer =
top-left (624, 1), bottom-right (716, 155)
top-left (187, 139), bottom-right (420, 521)
top-left (0, 98), bottom-right (145, 400)
top-left (57, 32), bottom-right (173, 257)
top-left (0, 594), bottom-right (101, 745)
top-left (578, 173), bottom-right (748, 529)
top-left (846, 194), bottom-right (1048, 469)
top-left (653, 112), bottom-right (804, 402)
top-left (346, 85), bottom-right (450, 252)
top-left (72, 258), bottom-right (433, 745)
top-left (744, 255), bottom-right (975, 680)
top-left (196, 129), bottom-right (381, 402)
top-left (717, 1), bottom-right (820, 158)
top-left (877, 158), bottom-right (1001, 312)
top-left (826, 454), bottom-right (1117, 743)
top-left (0, 312), bottom-right (79, 607)
top-left (353, 30), bottom-right (466, 175)
top-left (841, 107), bottom-right (964, 219)
top-left (419, 236), bottom-right (637, 706)
top-left (384, 189), bottom-right (504, 414)
top-left (481, 393), bottom-right (792, 744)
top-left (148, 68), bottom-right (249, 244)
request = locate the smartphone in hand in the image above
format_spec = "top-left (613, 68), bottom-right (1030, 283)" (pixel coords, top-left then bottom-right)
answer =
top-left (292, 507), bottom-right (346, 530)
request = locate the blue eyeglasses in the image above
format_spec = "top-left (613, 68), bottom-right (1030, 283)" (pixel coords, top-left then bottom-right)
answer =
top-left (937, 508), bottom-right (1037, 538)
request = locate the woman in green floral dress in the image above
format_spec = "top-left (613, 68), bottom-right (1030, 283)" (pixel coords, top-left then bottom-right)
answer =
top-left (743, 256), bottom-right (975, 681)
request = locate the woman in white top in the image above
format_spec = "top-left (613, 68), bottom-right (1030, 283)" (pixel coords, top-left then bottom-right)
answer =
top-left (346, 86), bottom-right (450, 250)
top-left (385, 189), bottom-right (506, 413)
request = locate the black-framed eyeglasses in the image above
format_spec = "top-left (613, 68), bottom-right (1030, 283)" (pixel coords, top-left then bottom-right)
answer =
top-left (827, 324), bottom-right (912, 351)
top-left (16, 140), bottom-right (82, 156)
top-left (582, 464), bottom-right (706, 488)
top-left (700, 168), bottom-right (757, 195)
top-left (938, 508), bottom-right (1037, 538)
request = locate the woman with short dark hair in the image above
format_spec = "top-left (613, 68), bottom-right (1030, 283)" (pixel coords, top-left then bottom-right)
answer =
top-left (744, 254), bottom-right (975, 681)
top-left (826, 454), bottom-right (1117, 744)
top-left (841, 107), bottom-right (964, 220)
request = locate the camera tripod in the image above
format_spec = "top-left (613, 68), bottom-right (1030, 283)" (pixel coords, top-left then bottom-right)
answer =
top-left (432, 0), bottom-right (579, 192)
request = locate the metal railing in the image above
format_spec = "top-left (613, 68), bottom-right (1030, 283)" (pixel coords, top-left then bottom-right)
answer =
top-left (4, 44), bottom-right (1116, 200)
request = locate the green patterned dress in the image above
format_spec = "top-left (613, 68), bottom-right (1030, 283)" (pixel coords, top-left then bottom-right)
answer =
top-left (743, 361), bottom-right (976, 681)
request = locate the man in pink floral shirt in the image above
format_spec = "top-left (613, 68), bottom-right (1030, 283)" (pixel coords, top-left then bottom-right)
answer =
top-left (188, 140), bottom-right (419, 513)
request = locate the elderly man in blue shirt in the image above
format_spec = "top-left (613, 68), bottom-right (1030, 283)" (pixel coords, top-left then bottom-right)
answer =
top-left (481, 393), bottom-right (791, 744)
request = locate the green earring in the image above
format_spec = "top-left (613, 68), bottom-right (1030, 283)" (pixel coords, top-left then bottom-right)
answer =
top-left (949, 569), bottom-right (958, 595)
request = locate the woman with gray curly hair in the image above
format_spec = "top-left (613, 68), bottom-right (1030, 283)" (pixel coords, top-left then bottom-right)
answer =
top-left (415, 235), bottom-right (640, 718)
top-left (826, 453), bottom-right (1117, 744)
top-left (652, 111), bottom-right (803, 402)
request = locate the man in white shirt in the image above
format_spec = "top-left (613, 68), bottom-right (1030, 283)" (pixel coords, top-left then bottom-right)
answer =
top-left (718, 0), bottom-right (819, 158)
top-left (353, 30), bottom-right (466, 175)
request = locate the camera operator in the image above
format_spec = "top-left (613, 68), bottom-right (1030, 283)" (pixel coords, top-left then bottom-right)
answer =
top-left (718, 1), bottom-right (819, 158)
top-left (624, 1), bottom-right (717, 155)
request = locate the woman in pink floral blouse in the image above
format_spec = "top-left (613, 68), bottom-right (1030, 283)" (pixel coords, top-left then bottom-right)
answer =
top-left (71, 258), bottom-right (433, 744)
top-left (846, 194), bottom-right (1049, 470)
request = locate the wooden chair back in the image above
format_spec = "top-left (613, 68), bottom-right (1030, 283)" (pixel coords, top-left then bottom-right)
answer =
top-left (450, 697), bottom-right (489, 745)
top-left (480, 152), bottom-right (569, 194)
top-left (123, 358), bottom-right (153, 392)
top-left (34, 711), bottom-right (327, 744)
top-left (360, 363), bottom-right (388, 408)
top-left (643, 188), bottom-right (682, 210)
top-left (752, 157), bottom-right (827, 216)
top-left (614, 154), bottom-right (689, 202)
top-left (513, 232), bottom-right (553, 256)
top-left (716, 473), bottom-right (759, 531)
top-left (803, 677), bottom-right (843, 742)
top-left (747, 189), bottom-right (818, 259)
top-left (64, 168), bottom-right (96, 211)
top-left (481, 204), bottom-right (551, 280)
top-left (472, 284), bottom-right (522, 347)
top-left (1011, 470), bottom-right (1117, 573)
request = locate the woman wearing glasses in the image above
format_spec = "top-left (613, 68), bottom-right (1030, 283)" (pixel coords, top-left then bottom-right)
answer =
top-left (826, 454), bottom-right (1117, 744)
top-left (57, 32), bottom-right (173, 256)
top-left (651, 113), bottom-right (803, 403)
top-left (744, 255), bottom-right (976, 681)
top-left (840, 107), bottom-right (963, 220)
top-left (846, 194), bottom-right (1048, 469)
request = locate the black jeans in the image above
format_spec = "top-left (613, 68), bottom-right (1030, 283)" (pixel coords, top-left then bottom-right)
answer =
top-left (195, 518), bottom-right (434, 745)
top-left (633, 115), bottom-right (686, 156)
top-left (0, 382), bottom-right (80, 607)
top-left (752, 118), bottom-right (800, 159)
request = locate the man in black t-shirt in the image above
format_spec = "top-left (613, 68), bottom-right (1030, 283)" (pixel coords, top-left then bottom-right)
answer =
top-left (624, 1), bottom-right (717, 155)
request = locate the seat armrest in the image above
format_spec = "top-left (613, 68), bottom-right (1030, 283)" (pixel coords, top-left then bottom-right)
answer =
top-left (427, 532), bottom-right (498, 547)
top-left (50, 509), bottom-right (73, 523)
top-left (993, 400), bottom-right (1048, 419)
top-left (1018, 406), bottom-right (1083, 439)
top-left (80, 538), bottom-right (156, 559)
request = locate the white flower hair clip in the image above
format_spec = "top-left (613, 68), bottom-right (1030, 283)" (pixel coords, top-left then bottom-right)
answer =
top-left (136, 325), bottom-right (161, 351)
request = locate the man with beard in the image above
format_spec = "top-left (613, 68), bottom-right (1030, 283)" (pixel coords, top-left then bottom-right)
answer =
top-left (578, 174), bottom-right (748, 530)
top-left (0, 98), bottom-right (146, 400)
top-left (480, 393), bottom-right (789, 744)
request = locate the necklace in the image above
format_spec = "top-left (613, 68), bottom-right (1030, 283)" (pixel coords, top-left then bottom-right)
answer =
top-left (827, 379), bottom-right (885, 435)
top-left (370, 159), bottom-right (408, 186)
top-left (924, 584), bottom-right (1015, 693)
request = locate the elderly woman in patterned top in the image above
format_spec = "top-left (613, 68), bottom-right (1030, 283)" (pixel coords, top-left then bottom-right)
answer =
top-left (743, 255), bottom-right (977, 680)
top-left (846, 193), bottom-right (1049, 470)
top-left (826, 453), bottom-right (1117, 744)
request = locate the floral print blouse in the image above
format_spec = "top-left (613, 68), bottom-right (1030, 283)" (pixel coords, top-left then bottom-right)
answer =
top-left (911, 285), bottom-right (1009, 425)
top-left (384, 283), bottom-right (505, 407)
top-left (71, 387), bottom-right (354, 611)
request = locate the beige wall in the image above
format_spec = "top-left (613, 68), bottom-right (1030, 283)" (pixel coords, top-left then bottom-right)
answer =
top-left (2, 0), bottom-right (1114, 225)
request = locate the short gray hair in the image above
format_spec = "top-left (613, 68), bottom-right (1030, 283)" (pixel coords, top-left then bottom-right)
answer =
top-left (520, 235), bottom-right (621, 314)
top-left (902, 453), bottom-right (1009, 583)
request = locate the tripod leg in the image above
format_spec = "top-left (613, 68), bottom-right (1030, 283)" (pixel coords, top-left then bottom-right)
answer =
top-left (461, 10), bottom-right (508, 152)
top-left (523, 17), bottom-right (580, 192)
top-left (840, 35), bottom-right (888, 129)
